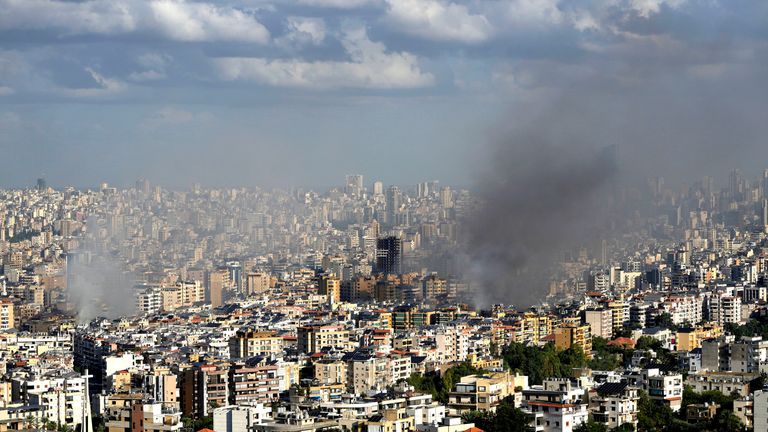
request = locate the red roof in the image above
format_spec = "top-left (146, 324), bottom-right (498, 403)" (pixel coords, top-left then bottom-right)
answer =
top-left (608, 337), bottom-right (636, 348)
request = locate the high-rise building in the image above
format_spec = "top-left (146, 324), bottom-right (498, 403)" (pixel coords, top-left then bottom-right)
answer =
top-left (583, 309), bottom-right (613, 339)
top-left (0, 299), bottom-right (14, 330)
top-left (439, 186), bottom-right (453, 208)
top-left (372, 181), bottom-right (384, 196)
top-left (207, 268), bottom-right (229, 308)
top-left (246, 272), bottom-right (270, 295)
top-left (345, 174), bottom-right (364, 197)
top-left (554, 321), bottom-right (593, 358)
top-left (135, 178), bottom-right (150, 195)
top-left (729, 169), bottom-right (743, 202)
top-left (317, 275), bottom-right (341, 304)
top-left (385, 186), bottom-right (401, 225)
top-left (376, 236), bottom-right (402, 275)
top-left (180, 364), bottom-right (229, 417)
top-left (763, 169), bottom-right (768, 199)
top-left (226, 261), bottom-right (242, 293)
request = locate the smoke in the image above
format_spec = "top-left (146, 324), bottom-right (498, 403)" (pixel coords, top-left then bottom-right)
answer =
top-left (67, 253), bottom-right (136, 323)
top-left (462, 122), bottom-right (618, 307)
top-left (461, 27), bottom-right (768, 308)
top-left (67, 243), bottom-right (136, 323)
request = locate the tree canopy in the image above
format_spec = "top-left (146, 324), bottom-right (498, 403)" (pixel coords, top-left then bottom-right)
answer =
top-left (501, 342), bottom-right (588, 384)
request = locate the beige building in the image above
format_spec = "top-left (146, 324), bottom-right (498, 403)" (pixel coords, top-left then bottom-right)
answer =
top-left (297, 325), bottom-right (348, 354)
top-left (246, 273), bottom-right (270, 296)
top-left (367, 408), bottom-right (415, 432)
top-left (229, 330), bottom-right (284, 359)
top-left (447, 372), bottom-right (527, 415)
top-left (314, 360), bottom-right (347, 386)
top-left (317, 276), bottom-right (341, 304)
top-left (555, 322), bottom-right (593, 358)
top-left (583, 309), bottom-right (613, 339)
top-left (676, 324), bottom-right (723, 352)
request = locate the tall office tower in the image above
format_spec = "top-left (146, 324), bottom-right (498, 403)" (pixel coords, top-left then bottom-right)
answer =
top-left (386, 186), bottom-right (401, 225)
top-left (345, 174), bottom-right (364, 197)
top-left (36, 177), bottom-right (47, 191)
top-left (417, 182), bottom-right (428, 198)
top-left (135, 178), bottom-right (151, 195)
top-left (428, 180), bottom-right (439, 196)
top-left (729, 169), bottom-right (743, 202)
top-left (376, 236), bottom-right (402, 275)
top-left (762, 199), bottom-right (768, 230)
top-left (226, 261), bottom-right (242, 293)
top-left (763, 169), bottom-right (768, 199)
top-left (601, 239), bottom-right (609, 267)
top-left (372, 181), bottom-right (384, 196)
top-left (206, 268), bottom-right (229, 308)
top-left (440, 186), bottom-right (453, 208)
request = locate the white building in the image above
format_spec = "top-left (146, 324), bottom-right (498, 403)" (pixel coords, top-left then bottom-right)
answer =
top-left (213, 404), bottom-right (272, 432)
top-left (24, 375), bottom-right (87, 430)
top-left (588, 383), bottom-right (639, 429)
top-left (623, 368), bottom-right (683, 412)
top-left (708, 294), bottom-right (742, 325)
top-left (754, 391), bottom-right (768, 432)
top-left (521, 378), bottom-right (588, 432)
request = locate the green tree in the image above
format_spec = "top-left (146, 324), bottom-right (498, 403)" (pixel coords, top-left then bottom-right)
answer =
top-left (637, 391), bottom-right (674, 431)
top-left (653, 313), bottom-right (677, 331)
top-left (589, 337), bottom-right (622, 371)
top-left (635, 336), bottom-right (663, 352)
top-left (574, 419), bottom-right (608, 432)
top-left (708, 409), bottom-right (744, 431)
top-left (502, 342), bottom-right (587, 384)
top-left (462, 397), bottom-right (531, 432)
top-left (407, 362), bottom-right (484, 404)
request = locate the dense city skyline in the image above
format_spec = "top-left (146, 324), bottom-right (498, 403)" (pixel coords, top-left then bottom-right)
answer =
top-left (3, 1), bottom-right (768, 432)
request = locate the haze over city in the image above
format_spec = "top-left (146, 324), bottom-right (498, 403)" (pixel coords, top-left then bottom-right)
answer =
top-left (2, 1), bottom-right (768, 432)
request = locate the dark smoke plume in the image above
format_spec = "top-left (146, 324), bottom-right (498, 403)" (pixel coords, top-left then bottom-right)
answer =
top-left (463, 128), bottom-right (617, 307)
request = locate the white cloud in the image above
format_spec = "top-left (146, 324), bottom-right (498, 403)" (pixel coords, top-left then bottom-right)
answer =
top-left (502, 0), bottom-right (564, 26)
top-left (0, 0), bottom-right (270, 43)
top-left (214, 28), bottom-right (434, 89)
top-left (296, 0), bottom-right (377, 9)
top-left (629, 0), bottom-right (686, 18)
top-left (59, 68), bottom-right (127, 98)
top-left (128, 70), bottom-right (166, 81)
top-left (384, 0), bottom-right (493, 43)
top-left (277, 17), bottom-right (327, 48)
top-left (149, 0), bottom-right (269, 42)
top-left (129, 53), bottom-right (172, 81)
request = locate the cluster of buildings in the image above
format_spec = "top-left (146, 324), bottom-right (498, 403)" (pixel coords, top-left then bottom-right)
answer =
top-left (1, 171), bottom-right (768, 430)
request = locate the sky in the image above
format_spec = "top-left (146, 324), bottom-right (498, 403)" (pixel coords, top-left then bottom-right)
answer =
top-left (1, 0), bottom-right (768, 189)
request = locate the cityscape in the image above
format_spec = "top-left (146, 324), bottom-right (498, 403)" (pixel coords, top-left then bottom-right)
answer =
top-left (3, 1), bottom-right (768, 432)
